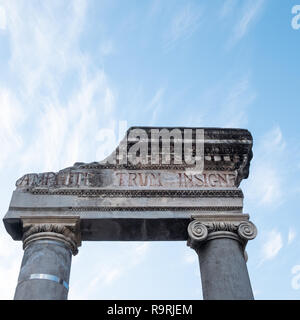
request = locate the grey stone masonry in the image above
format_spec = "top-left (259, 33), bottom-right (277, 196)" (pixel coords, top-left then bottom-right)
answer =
top-left (3, 127), bottom-right (253, 242)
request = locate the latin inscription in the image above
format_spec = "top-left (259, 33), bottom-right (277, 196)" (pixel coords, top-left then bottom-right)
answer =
top-left (15, 171), bottom-right (97, 188)
top-left (116, 172), bottom-right (163, 187)
top-left (115, 172), bottom-right (236, 188)
top-left (16, 170), bottom-right (237, 189)
top-left (178, 172), bottom-right (236, 188)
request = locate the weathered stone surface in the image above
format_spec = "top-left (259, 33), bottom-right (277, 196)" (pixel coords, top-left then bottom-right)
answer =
top-left (14, 239), bottom-right (72, 300)
top-left (3, 127), bottom-right (253, 242)
top-left (196, 237), bottom-right (254, 300)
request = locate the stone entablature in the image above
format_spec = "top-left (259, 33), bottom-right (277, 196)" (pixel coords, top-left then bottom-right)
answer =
top-left (3, 127), bottom-right (253, 243)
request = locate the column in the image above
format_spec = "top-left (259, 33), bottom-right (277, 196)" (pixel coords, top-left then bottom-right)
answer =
top-left (14, 218), bottom-right (81, 300)
top-left (187, 219), bottom-right (257, 300)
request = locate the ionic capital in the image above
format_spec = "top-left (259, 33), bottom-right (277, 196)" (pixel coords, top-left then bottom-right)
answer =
top-left (21, 217), bottom-right (81, 255)
top-left (187, 217), bottom-right (257, 251)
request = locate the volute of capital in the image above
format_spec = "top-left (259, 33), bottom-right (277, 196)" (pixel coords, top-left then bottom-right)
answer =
top-left (237, 221), bottom-right (257, 241)
top-left (187, 220), bottom-right (208, 249)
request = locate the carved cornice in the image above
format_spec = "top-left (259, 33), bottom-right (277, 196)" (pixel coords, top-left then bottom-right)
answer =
top-left (14, 127), bottom-right (253, 194)
top-left (62, 127), bottom-right (253, 183)
top-left (21, 217), bottom-right (81, 255)
top-left (187, 219), bottom-right (257, 250)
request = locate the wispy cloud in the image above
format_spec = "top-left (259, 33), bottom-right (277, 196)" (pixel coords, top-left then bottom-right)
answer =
top-left (19, 71), bottom-right (115, 172)
top-left (146, 88), bottom-right (165, 125)
top-left (218, 75), bottom-right (255, 127)
top-left (196, 74), bottom-right (256, 128)
top-left (99, 40), bottom-right (115, 56)
top-left (87, 265), bottom-right (123, 289)
top-left (69, 243), bottom-right (150, 300)
top-left (253, 289), bottom-right (261, 298)
top-left (163, 3), bottom-right (203, 51)
top-left (0, 227), bottom-right (23, 299)
top-left (245, 126), bottom-right (286, 207)
top-left (183, 250), bottom-right (197, 264)
top-left (1, 0), bottom-right (116, 173)
top-left (219, 0), bottom-right (238, 19)
top-left (5, 0), bottom-right (87, 96)
top-left (0, 5), bottom-right (6, 30)
top-left (291, 265), bottom-right (300, 290)
top-left (228, 0), bottom-right (265, 47)
top-left (288, 228), bottom-right (296, 245)
top-left (259, 229), bottom-right (283, 265)
top-left (0, 88), bottom-right (24, 170)
top-left (260, 126), bottom-right (286, 153)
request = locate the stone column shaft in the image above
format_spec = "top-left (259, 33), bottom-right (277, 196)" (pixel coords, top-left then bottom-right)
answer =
top-left (14, 239), bottom-right (72, 300)
top-left (196, 236), bottom-right (253, 300)
top-left (14, 218), bottom-right (80, 300)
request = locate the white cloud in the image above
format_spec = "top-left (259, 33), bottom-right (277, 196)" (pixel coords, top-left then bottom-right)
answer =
top-left (129, 243), bottom-right (150, 267)
top-left (99, 40), bottom-right (115, 56)
top-left (103, 268), bottom-right (122, 285)
top-left (253, 289), bottom-right (261, 298)
top-left (196, 74), bottom-right (256, 128)
top-left (183, 250), bottom-right (197, 264)
top-left (219, 76), bottom-right (255, 127)
top-left (260, 230), bottom-right (283, 265)
top-left (252, 166), bottom-right (282, 205)
top-left (260, 126), bottom-right (286, 153)
top-left (19, 71), bottom-right (115, 172)
top-left (288, 228), bottom-right (296, 245)
top-left (0, 1), bottom-right (117, 173)
top-left (146, 88), bottom-right (165, 125)
top-left (163, 3), bottom-right (202, 51)
top-left (134, 242), bottom-right (149, 257)
top-left (89, 266), bottom-right (123, 288)
top-left (219, 0), bottom-right (238, 19)
top-left (228, 0), bottom-right (265, 47)
top-left (0, 88), bottom-right (24, 170)
top-left (291, 265), bottom-right (300, 290)
top-left (0, 261), bottom-right (20, 299)
top-left (4, 0), bottom-right (87, 96)
top-left (0, 6), bottom-right (6, 30)
top-left (69, 243), bottom-right (150, 300)
top-left (0, 228), bottom-right (23, 299)
top-left (245, 126), bottom-right (286, 207)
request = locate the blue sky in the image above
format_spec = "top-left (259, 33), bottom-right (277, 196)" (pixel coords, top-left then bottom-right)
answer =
top-left (0, 0), bottom-right (300, 299)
